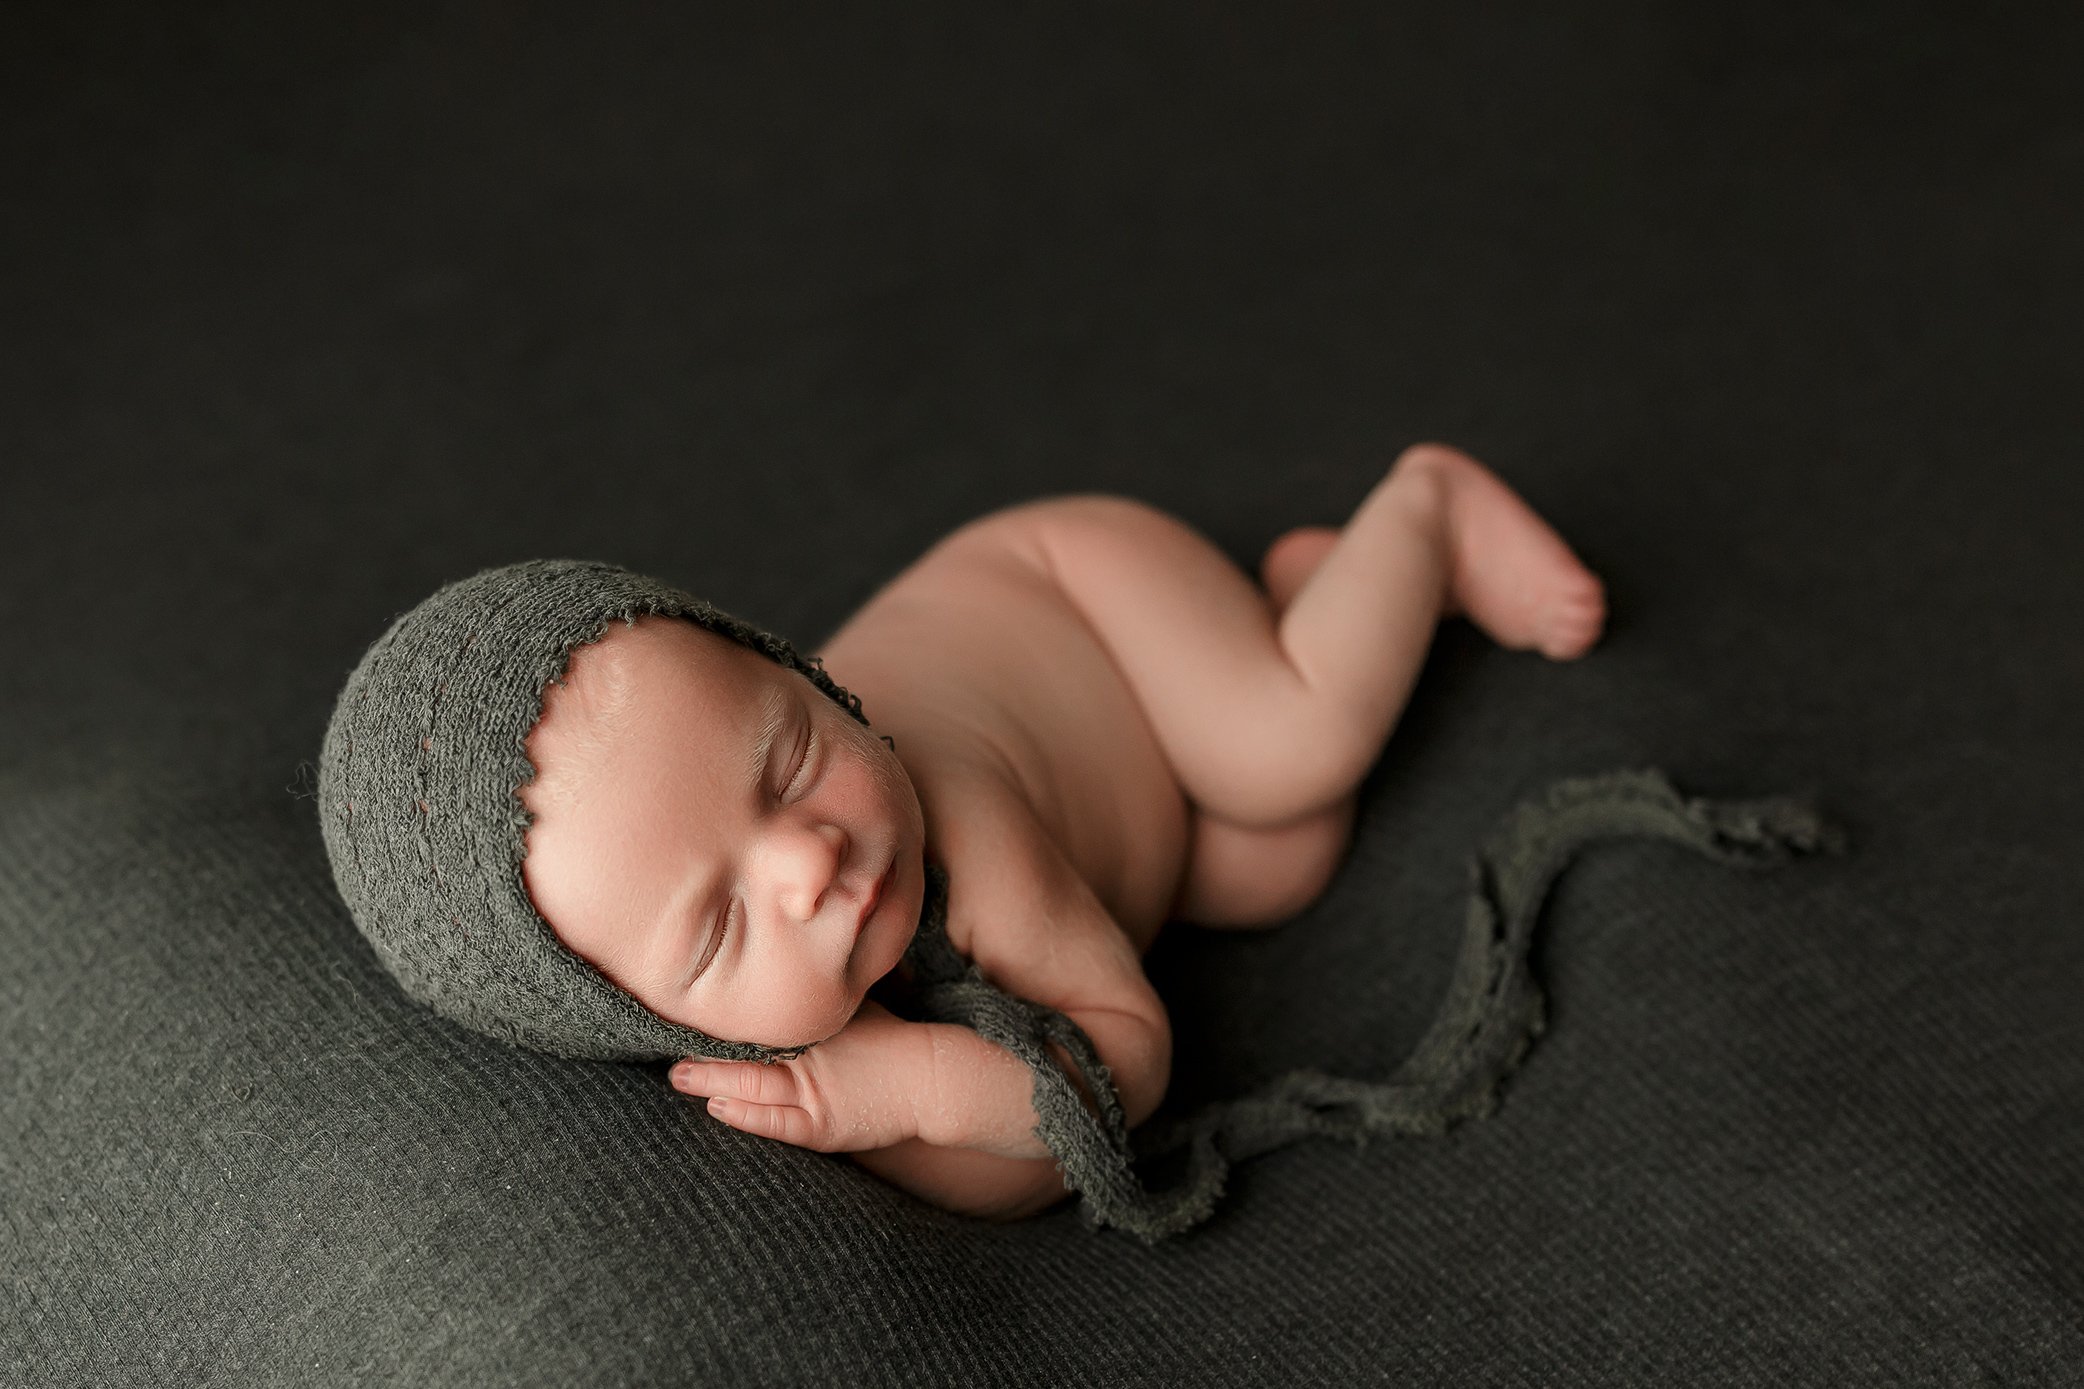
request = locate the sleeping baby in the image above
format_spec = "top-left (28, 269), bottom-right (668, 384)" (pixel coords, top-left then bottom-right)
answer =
top-left (316, 442), bottom-right (1605, 1227)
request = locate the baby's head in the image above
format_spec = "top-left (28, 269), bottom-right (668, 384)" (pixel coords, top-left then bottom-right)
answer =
top-left (316, 558), bottom-right (923, 1063)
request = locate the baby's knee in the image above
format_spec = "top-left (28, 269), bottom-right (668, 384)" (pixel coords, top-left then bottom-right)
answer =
top-left (1260, 527), bottom-right (1340, 612)
top-left (1263, 798), bottom-right (1357, 919)
top-left (1174, 794), bottom-right (1358, 928)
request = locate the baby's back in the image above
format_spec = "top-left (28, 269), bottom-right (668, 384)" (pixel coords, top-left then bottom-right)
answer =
top-left (813, 506), bottom-right (1190, 956)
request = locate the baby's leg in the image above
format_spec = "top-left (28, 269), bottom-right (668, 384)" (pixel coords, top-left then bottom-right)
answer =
top-left (1030, 444), bottom-right (1605, 830)
top-left (1166, 538), bottom-right (1363, 926)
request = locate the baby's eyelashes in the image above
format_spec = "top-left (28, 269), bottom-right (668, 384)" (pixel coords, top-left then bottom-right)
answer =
top-left (784, 726), bottom-right (814, 796)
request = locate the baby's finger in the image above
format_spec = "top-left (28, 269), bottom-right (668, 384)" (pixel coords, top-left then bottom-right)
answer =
top-left (672, 1060), bottom-right (800, 1109)
top-left (707, 1098), bottom-right (821, 1149)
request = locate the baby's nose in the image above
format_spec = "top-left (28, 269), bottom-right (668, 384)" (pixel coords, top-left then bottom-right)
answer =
top-left (774, 821), bottom-right (847, 920)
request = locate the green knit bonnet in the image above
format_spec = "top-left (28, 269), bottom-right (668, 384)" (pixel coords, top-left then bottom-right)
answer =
top-left (317, 557), bottom-right (889, 1064)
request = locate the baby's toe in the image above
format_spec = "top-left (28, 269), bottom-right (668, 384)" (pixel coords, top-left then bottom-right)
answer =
top-left (1536, 580), bottom-right (1607, 661)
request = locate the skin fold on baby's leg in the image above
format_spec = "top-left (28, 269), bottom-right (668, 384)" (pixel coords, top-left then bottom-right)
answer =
top-left (1033, 442), bottom-right (1606, 880)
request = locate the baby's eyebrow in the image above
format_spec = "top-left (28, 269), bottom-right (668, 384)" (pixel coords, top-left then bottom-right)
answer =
top-left (743, 681), bottom-right (791, 795)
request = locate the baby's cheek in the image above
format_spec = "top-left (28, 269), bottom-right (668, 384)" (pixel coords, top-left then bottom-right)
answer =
top-left (868, 748), bottom-right (925, 836)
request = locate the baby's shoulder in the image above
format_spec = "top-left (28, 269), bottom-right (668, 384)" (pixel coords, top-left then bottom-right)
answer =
top-left (906, 749), bottom-right (1154, 1019)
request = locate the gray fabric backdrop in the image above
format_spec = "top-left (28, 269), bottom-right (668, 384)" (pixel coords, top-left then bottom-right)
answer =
top-left (4, 3), bottom-right (2080, 1384)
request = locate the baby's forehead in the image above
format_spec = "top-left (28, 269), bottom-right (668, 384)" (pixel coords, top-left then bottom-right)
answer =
top-left (535, 616), bottom-right (776, 741)
top-left (576, 613), bottom-right (759, 691)
top-left (523, 617), bottom-right (781, 796)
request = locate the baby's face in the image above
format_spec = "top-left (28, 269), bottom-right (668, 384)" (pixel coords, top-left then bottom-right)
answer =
top-left (517, 614), bottom-right (925, 1048)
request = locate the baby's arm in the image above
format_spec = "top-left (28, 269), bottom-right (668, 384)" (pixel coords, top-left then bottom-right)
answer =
top-left (680, 990), bottom-right (1159, 1222)
top-left (847, 973), bottom-right (1167, 1224)
top-left (846, 983), bottom-right (1166, 1223)
top-left (852, 757), bottom-right (1172, 1217)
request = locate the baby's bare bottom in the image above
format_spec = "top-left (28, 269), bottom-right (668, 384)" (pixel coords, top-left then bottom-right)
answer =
top-left (1027, 443), bottom-right (1606, 927)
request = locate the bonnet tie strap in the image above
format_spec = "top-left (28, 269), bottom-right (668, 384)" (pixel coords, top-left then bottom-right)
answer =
top-left (891, 767), bottom-right (1848, 1244)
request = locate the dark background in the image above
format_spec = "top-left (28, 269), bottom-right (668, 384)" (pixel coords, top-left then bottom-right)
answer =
top-left (4, 4), bottom-right (2081, 1385)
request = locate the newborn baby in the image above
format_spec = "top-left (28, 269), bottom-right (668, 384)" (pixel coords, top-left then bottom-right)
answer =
top-left (509, 442), bottom-right (1605, 1223)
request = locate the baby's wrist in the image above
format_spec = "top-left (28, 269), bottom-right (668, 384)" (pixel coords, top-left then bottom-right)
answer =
top-left (914, 1024), bottom-right (1053, 1160)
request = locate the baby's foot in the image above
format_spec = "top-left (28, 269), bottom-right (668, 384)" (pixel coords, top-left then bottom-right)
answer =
top-left (1398, 444), bottom-right (1607, 661)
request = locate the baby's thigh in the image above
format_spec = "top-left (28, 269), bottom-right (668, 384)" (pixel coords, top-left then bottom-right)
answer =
top-left (1009, 494), bottom-right (1386, 827)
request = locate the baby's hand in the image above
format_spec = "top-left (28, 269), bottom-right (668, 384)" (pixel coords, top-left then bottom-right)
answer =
top-left (668, 1001), bottom-right (931, 1153)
